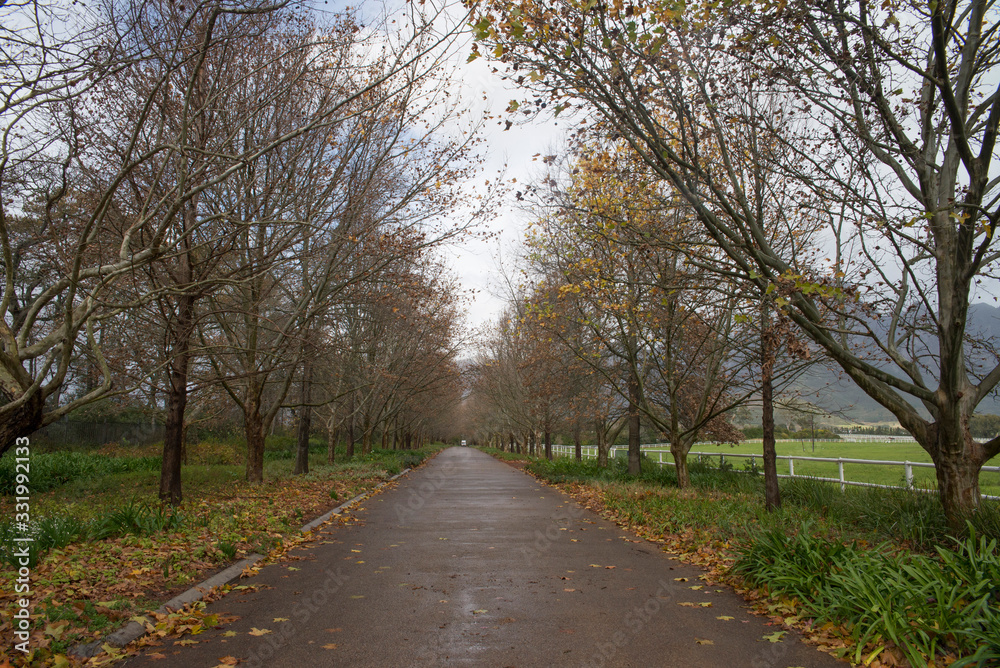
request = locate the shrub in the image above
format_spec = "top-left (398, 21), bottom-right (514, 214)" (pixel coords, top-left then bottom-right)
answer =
top-left (732, 523), bottom-right (1000, 666)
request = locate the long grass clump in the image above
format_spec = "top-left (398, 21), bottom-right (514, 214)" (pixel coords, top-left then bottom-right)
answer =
top-left (732, 524), bottom-right (1000, 666)
top-left (0, 450), bottom-right (161, 495)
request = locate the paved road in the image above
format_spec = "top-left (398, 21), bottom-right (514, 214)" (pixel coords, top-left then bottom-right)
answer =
top-left (121, 447), bottom-right (845, 667)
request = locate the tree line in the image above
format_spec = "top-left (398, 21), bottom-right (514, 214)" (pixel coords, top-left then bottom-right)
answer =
top-left (463, 0), bottom-right (1000, 532)
top-left (0, 0), bottom-right (480, 503)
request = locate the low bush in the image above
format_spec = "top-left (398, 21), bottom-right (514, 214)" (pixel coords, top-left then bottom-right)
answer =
top-left (0, 499), bottom-right (186, 567)
top-left (732, 524), bottom-right (1000, 666)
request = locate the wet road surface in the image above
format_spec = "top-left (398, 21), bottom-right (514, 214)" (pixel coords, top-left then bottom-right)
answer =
top-left (120, 447), bottom-right (845, 667)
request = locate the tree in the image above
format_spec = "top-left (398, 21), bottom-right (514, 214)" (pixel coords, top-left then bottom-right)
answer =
top-left (469, 0), bottom-right (1000, 530)
top-left (525, 143), bottom-right (748, 483)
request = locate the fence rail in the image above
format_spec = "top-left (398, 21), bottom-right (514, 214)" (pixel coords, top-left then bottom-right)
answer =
top-left (547, 444), bottom-right (1000, 500)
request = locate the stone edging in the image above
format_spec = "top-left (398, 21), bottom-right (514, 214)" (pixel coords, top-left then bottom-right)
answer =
top-left (70, 468), bottom-right (412, 659)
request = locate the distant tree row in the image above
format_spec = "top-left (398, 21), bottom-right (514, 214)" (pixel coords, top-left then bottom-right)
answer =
top-left (0, 0), bottom-right (482, 503)
top-left (466, 0), bottom-right (1000, 531)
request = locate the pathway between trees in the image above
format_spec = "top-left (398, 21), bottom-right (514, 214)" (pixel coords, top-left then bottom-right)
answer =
top-left (121, 447), bottom-right (845, 667)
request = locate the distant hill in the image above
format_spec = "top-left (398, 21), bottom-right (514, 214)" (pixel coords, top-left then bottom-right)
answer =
top-left (783, 302), bottom-right (1000, 424)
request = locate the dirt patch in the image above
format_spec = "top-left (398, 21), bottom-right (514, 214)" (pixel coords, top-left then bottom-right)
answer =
top-left (503, 459), bottom-right (529, 470)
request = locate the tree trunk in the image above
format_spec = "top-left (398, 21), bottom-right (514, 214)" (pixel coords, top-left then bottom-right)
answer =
top-left (245, 394), bottom-right (265, 483)
top-left (294, 361), bottom-right (312, 475)
top-left (160, 293), bottom-right (195, 506)
top-left (574, 421), bottom-right (582, 461)
top-left (628, 364), bottom-right (641, 476)
top-left (346, 395), bottom-right (355, 458)
top-left (544, 429), bottom-right (552, 461)
top-left (761, 320), bottom-right (781, 512)
top-left (326, 420), bottom-right (338, 465)
top-left (596, 419), bottom-right (609, 468)
top-left (362, 416), bottom-right (373, 456)
top-left (930, 422), bottom-right (987, 532)
top-left (671, 438), bottom-right (690, 488)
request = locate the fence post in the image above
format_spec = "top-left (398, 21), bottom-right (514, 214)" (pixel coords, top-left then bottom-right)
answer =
top-left (838, 459), bottom-right (845, 492)
top-left (658, 451), bottom-right (663, 465)
top-left (904, 462), bottom-right (913, 489)
top-left (789, 458), bottom-right (795, 477)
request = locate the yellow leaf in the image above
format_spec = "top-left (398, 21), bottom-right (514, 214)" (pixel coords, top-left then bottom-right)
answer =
top-left (322, 643), bottom-right (338, 650)
top-left (696, 638), bottom-right (714, 645)
top-left (248, 628), bottom-right (272, 636)
top-left (273, 618), bottom-right (290, 623)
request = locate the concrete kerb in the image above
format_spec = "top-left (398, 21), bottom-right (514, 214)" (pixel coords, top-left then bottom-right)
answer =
top-left (69, 467), bottom-right (414, 659)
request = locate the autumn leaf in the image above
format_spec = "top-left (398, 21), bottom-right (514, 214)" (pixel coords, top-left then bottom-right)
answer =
top-left (214, 657), bottom-right (239, 667)
top-left (695, 638), bottom-right (714, 645)
top-left (248, 628), bottom-right (272, 636)
top-left (716, 616), bottom-right (734, 621)
top-left (673, 577), bottom-right (688, 582)
top-left (322, 644), bottom-right (338, 650)
top-left (222, 631), bottom-right (238, 637)
top-left (762, 631), bottom-right (786, 643)
top-left (273, 617), bottom-right (289, 622)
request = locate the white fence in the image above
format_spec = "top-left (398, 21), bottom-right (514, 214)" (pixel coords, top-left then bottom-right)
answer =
top-left (548, 444), bottom-right (1000, 500)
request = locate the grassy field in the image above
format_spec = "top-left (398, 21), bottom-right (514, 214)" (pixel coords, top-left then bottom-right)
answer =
top-left (554, 441), bottom-right (1000, 496)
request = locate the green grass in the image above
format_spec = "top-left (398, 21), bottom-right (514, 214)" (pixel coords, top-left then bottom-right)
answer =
top-left (557, 441), bottom-right (1000, 496)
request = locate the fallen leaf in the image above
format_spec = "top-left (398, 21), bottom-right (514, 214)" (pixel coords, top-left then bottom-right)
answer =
top-left (689, 585), bottom-right (704, 590)
top-left (322, 643), bottom-right (338, 650)
top-left (473, 609), bottom-right (488, 614)
top-left (696, 639), bottom-right (714, 645)
top-left (716, 616), bottom-right (735, 621)
top-left (273, 618), bottom-right (289, 623)
top-left (674, 577), bottom-right (688, 582)
top-left (762, 631), bottom-right (787, 643)
top-left (214, 657), bottom-right (239, 666)
top-left (248, 628), bottom-right (272, 636)
top-left (564, 588), bottom-right (576, 592)
top-left (222, 631), bottom-right (238, 637)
